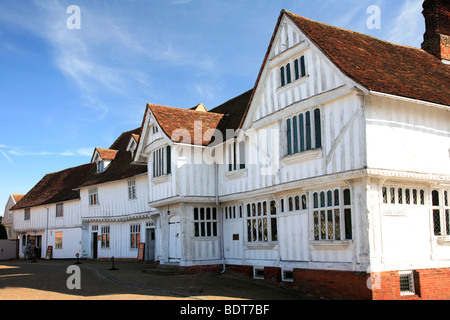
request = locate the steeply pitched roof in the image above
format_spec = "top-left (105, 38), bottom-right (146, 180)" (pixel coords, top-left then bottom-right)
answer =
top-left (148, 89), bottom-right (253, 146)
top-left (284, 10), bottom-right (450, 106)
top-left (78, 128), bottom-right (147, 188)
top-left (12, 128), bottom-right (148, 210)
top-left (149, 104), bottom-right (225, 146)
top-left (11, 194), bottom-right (24, 204)
top-left (93, 148), bottom-right (118, 161)
top-left (12, 163), bottom-right (96, 210)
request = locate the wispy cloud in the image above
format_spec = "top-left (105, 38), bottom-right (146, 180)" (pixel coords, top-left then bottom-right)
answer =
top-left (386, 0), bottom-right (424, 47)
top-left (0, 144), bottom-right (93, 159)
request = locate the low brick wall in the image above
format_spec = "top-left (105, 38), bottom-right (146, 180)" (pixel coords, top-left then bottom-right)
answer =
top-left (373, 268), bottom-right (450, 300)
top-left (172, 263), bottom-right (450, 300)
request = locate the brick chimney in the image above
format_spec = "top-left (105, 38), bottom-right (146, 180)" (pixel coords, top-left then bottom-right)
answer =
top-left (421, 0), bottom-right (450, 63)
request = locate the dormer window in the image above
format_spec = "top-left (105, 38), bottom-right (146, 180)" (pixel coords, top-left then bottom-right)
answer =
top-left (91, 148), bottom-right (118, 174)
top-left (97, 160), bottom-right (104, 173)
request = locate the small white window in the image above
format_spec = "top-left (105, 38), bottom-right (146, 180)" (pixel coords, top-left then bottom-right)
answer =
top-left (253, 267), bottom-right (265, 280)
top-left (24, 208), bottom-right (30, 221)
top-left (89, 188), bottom-right (99, 206)
top-left (399, 271), bottom-right (415, 296)
top-left (282, 269), bottom-right (294, 282)
top-left (130, 224), bottom-right (141, 248)
top-left (128, 180), bottom-right (137, 200)
top-left (56, 203), bottom-right (63, 217)
top-left (97, 160), bottom-right (104, 173)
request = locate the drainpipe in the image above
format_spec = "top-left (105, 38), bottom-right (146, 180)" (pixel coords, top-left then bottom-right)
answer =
top-left (216, 162), bottom-right (226, 273)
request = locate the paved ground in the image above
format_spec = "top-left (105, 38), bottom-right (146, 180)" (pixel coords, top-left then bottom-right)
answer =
top-left (0, 259), bottom-right (314, 301)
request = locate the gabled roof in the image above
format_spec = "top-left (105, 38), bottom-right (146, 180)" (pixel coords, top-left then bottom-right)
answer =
top-left (11, 163), bottom-right (96, 210)
top-left (283, 10), bottom-right (450, 107)
top-left (11, 194), bottom-right (24, 204)
top-left (78, 128), bottom-right (147, 188)
top-left (92, 148), bottom-right (118, 161)
top-left (146, 89), bottom-right (253, 147)
top-left (12, 128), bottom-right (148, 210)
top-left (246, 9), bottom-right (450, 120)
top-left (149, 104), bottom-right (225, 146)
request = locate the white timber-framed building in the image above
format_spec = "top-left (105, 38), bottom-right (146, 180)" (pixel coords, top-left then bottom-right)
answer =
top-left (9, 0), bottom-right (450, 299)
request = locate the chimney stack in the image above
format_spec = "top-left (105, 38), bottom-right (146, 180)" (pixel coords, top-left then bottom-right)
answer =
top-left (421, 0), bottom-right (450, 63)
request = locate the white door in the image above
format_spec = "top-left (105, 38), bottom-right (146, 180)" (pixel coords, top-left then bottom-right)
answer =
top-left (168, 215), bottom-right (181, 262)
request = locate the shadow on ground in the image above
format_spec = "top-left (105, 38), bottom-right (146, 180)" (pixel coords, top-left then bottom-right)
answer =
top-left (0, 259), bottom-right (315, 300)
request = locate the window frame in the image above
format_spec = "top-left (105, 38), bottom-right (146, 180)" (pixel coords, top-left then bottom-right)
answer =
top-left (101, 226), bottom-right (110, 248)
top-left (56, 203), bottom-right (64, 218)
top-left (312, 188), bottom-right (352, 241)
top-left (128, 180), bottom-right (137, 200)
top-left (89, 188), bottom-right (99, 206)
top-left (55, 231), bottom-right (63, 249)
top-left (280, 55), bottom-right (307, 88)
top-left (130, 224), bottom-right (141, 249)
top-left (432, 189), bottom-right (450, 237)
top-left (245, 200), bottom-right (278, 243)
top-left (227, 139), bottom-right (246, 172)
top-left (286, 107), bottom-right (322, 157)
top-left (24, 208), bottom-right (30, 221)
top-left (193, 207), bottom-right (218, 238)
top-left (152, 146), bottom-right (171, 178)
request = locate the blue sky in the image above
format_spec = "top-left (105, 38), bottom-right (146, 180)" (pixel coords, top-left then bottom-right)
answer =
top-left (0, 0), bottom-right (425, 212)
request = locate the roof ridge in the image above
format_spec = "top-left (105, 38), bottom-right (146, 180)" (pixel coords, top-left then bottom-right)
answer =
top-left (149, 103), bottom-right (226, 116)
top-left (283, 10), bottom-right (427, 53)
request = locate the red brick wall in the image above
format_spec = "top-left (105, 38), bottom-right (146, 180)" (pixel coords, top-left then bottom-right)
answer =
top-left (179, 264), bottom-right (450, 300)
top-left (293, 268), bottom-right (372, 300)
top-left (372, 268), bottom-right (450, 300)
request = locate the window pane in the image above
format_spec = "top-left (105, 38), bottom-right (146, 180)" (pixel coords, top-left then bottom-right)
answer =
top-left (313, 193), bottom-right (318, 209)
top-left (271, 218), bottom-right (278, 241)
top-left (345, 209), bottom-right (352, 240)
top-left (382, 187), bottom-right (388, 204)
top-left (314, 109), bottom-right (322, 149)
top-left (313, 211), bottom-right (319, 240)
top-left (344, 189), bottom-right (351, 206)
top-left (294, 59), bottom-right (300, 80)
top-left (320, 211), bottom-right (326, 240)
top-left (194, 208), bottom-right (198, 220)
top-left (433, 209), bottom-right (441, 235)
top-left (405, 189), bottom-right (410, 205)
top-left (390, 187), bottom-right (395, 204)
top-left (293, 116), bottom-right (299, 154)
top-left (300, 56), bottom-right (306, 77)
top-left (286, 118), bottom-right (292, 155)
top-left (280, 67), bottom-right (285, 87)
top-left (299, 114), bottom-right (305, 152)
top-left (327, 191), bottom-right (332, 207)
top-left (446, 210), bottom-right (450, 236)
top-left (432, 191), bottom-right (439, 206)
top-left (327, 210), bottom-right (333, 239)
top-left (305, 111), bottom-right (311, 150)
top-left (286, 63), bottom-right (291, 84)
top-left (334, 209), bottom-right (341, 240)
top-left (270, 201), bottom-right (277, 215)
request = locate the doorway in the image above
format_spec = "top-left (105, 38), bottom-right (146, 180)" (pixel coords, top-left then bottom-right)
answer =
top-left (92, 232), bottom-right (98, 259)
top-left (168, 215), bottom-right (181, 263)
top-left (145, 228), bottom-right (156, 261)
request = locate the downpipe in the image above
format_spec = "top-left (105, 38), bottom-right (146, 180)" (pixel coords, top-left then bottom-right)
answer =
top-left (216, 163), bottom-right (226, 274)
